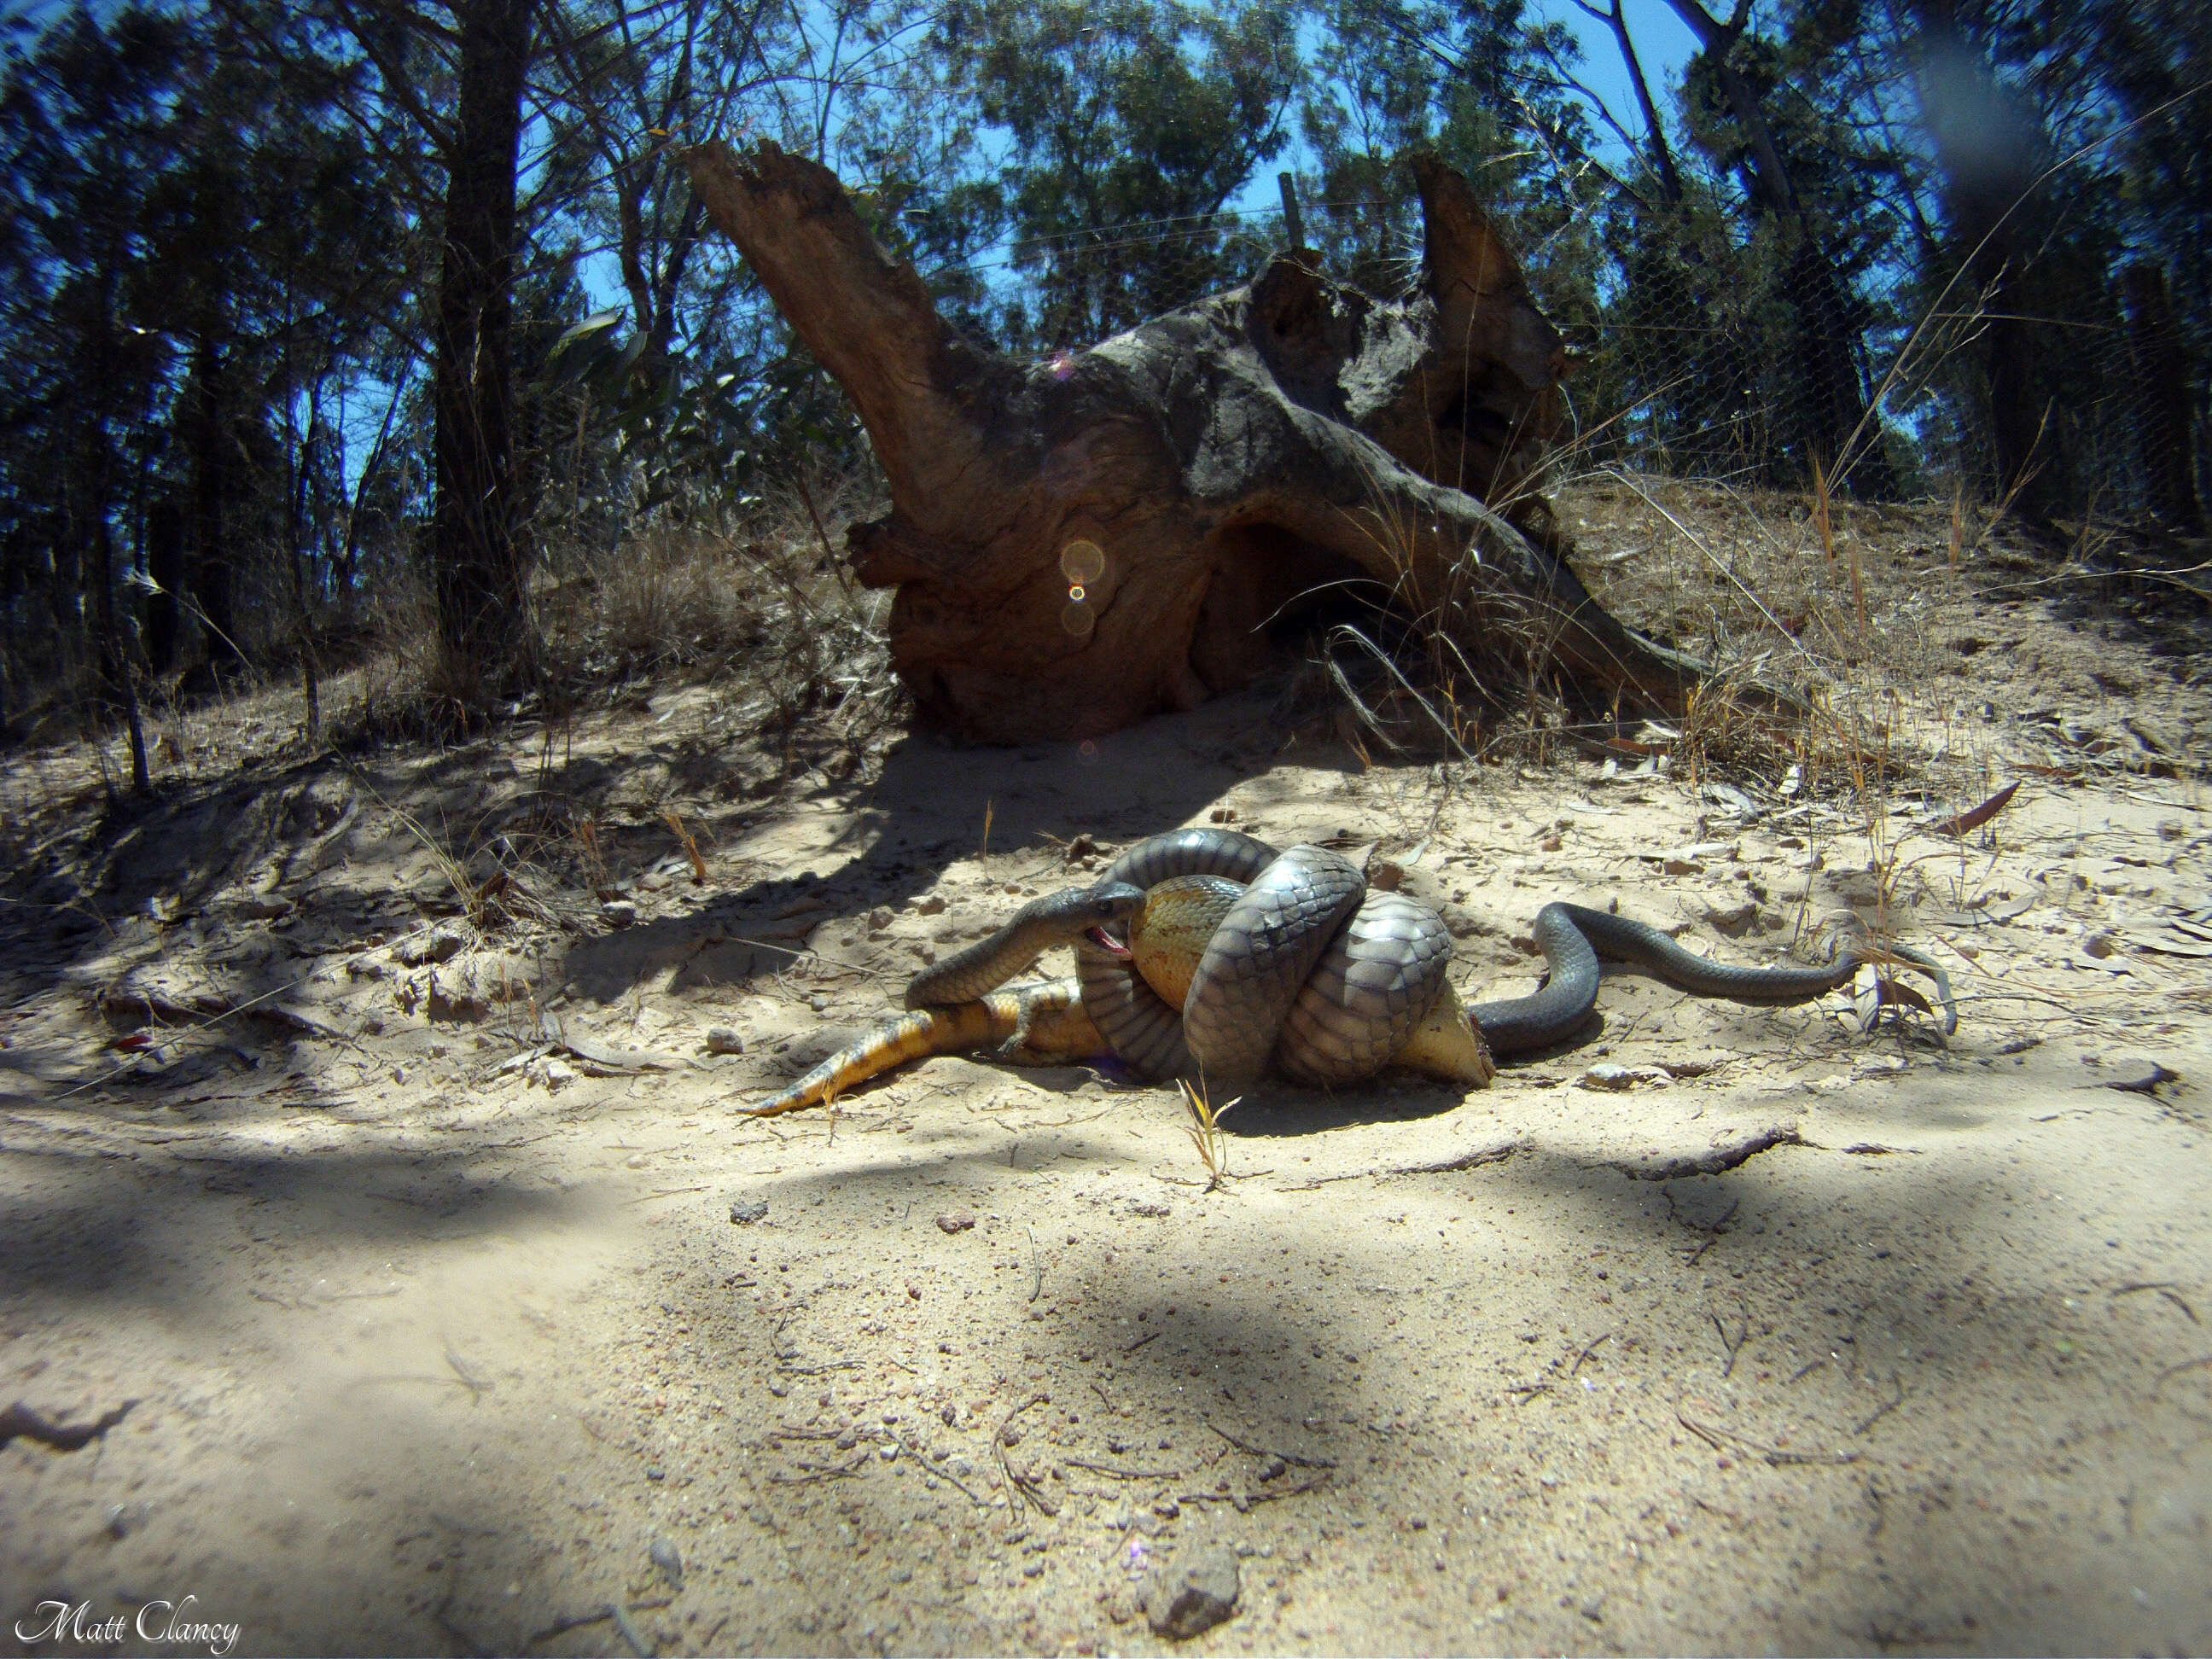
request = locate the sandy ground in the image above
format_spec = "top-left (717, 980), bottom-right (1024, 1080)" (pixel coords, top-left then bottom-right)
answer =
top-left (3, 513), bottom-right (2212, 1657)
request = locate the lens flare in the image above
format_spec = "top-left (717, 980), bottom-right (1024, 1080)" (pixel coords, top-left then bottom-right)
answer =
top-left (1068, 583), bottom-right (1086, 602)
top-left (1058, 539), bottom-right (1106, 585)
top-left (1060, 599), bottom-right (1095, 637)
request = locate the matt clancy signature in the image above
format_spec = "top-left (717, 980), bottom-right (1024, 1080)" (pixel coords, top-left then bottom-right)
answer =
top-left (15, 1597), bottom-right (241, 1656)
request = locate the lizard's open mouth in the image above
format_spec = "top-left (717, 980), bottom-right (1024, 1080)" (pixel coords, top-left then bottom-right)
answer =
top-left (1086, 925), bottom-right (1132, 959)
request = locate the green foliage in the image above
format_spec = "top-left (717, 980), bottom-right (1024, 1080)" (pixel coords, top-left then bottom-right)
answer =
top-left (936, 0), bottom-right (1300, 346)
top-left (0, 0), bottom-right (2205, 737)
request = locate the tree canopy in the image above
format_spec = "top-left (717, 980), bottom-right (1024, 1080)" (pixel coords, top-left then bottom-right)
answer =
top-left (0, 0), bottom-right (2202, 756)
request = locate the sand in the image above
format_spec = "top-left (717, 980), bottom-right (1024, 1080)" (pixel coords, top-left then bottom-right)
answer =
top-left (3, 515), bottom-right (2209, 1657)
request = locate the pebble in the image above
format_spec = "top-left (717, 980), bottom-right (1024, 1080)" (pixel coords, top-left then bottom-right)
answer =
top-left (1145, 1545), bottom-right (1240, 1639)
top-left (600, 900), bottom-right (637, 928)
top-left (730, 1199), bottom-right (769, 1225)
top-left (395, 928), bottom-right (467, 967)
top-left (705, 1027), bottom-right (745, 1055)
top-left (936, 1209), bottom-right (978, 1234)
top-left (649, 1536), bottom-right (683, 1589)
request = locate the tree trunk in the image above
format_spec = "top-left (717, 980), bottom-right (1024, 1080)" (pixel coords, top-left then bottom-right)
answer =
top-left (1663, 0), bottom-right (1895, 498)
top-left (428, 0), bottom-right (534, 705)
top-left (1912, 0), bottom-right (2052, 517)
top-left (188, 335), bottom-right (242, 667)
top-left (2124, 262), bottom-right (2204, 533)
top-left (679, 142), bottom-right (1716, 743)
top-left (144, 495), bottom-right (186, 675)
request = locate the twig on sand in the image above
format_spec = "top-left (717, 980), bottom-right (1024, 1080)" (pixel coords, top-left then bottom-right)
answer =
top-left (1675, 1404), bottom-right (1860, 1468)
top-left (1204, 1419), bottom-right (1336, 1469)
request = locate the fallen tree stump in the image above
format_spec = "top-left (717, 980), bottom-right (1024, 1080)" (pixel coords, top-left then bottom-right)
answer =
top-left (681, 140), bottom-right (1714, 743)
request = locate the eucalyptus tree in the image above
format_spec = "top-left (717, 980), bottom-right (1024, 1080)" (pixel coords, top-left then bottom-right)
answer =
top-left (935, 0), bottom-right (1301, 350)
top-left (0, 5), bottom-right (179, 771)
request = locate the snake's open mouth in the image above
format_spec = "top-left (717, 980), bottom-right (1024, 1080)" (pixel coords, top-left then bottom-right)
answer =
top-left (1086, 926), bottom-right (1132, 959)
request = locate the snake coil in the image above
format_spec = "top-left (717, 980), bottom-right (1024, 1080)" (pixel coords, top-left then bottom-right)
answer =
top-left (1063, 828), bottom-right (1954, 1086)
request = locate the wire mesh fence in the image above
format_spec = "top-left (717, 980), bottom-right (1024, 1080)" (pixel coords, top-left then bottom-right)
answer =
top-left (918, 191), bottom-right (2206, 525)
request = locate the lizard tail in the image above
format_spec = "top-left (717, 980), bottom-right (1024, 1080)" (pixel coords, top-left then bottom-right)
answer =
top-left (745, 1001), bottom-right (1010, 1117)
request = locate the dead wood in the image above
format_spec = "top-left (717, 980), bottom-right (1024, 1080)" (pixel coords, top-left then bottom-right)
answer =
top-left (680, 140), bottom-right (1716, 742)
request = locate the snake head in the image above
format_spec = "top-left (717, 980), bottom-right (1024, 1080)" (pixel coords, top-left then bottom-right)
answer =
top-left (1080, 881), bottom-right (1145, 958)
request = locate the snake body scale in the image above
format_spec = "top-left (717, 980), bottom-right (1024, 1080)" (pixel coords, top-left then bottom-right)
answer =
top-left (747, 827), bottom-right (1954, 1116)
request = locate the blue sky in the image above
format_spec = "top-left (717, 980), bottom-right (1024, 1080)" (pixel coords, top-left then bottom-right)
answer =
top-left (1541, 0), bottom-right (1702, 167)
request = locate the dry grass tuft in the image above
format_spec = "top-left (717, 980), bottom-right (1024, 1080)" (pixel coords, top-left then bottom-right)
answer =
top-left (323, 465), bottom-right (903, 760)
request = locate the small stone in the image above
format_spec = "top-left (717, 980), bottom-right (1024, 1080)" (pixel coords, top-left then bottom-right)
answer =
top-left (601, 900), bottom-right (638, 929)
top-left (396, 927), bottom-right (467, 967)
top-left (915, 894), bottom-right (948, 916)
top-left (645, 1466), bottom-right (666, 1481)
top-left (705, 1027), bottom-right (745, 1055)
top-left (1581, 1599), bottom-right (1604, 1622)
top-left (649, 1536), bottom-right (683, 1589)
top-left (936, 1209), bottom-right (978, 1234)
top-left (1706, 899), bottom-right (1758, 936)
top-left (1578, 1063), bottom-right (1638, 1091)
top-left (1145, 1545), bottom-right (1240, 1639)
top-left (730, 1199), bottom-right (769, 1225)
top-left (808, 993), bottom-right (828, 1013)
top-left (869, 906), bottom-right (894, 929)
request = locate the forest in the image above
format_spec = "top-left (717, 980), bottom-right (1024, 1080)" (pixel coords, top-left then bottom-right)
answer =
top-left (0, 0), bottom-right (2205, 762)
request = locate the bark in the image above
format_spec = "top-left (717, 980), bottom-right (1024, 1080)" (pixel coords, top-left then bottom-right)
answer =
top-left (680, 141), bottom-right (1716, 743)
top-left (427, 0), bottom-right (534, 703)
top-left (2123, 262), bottom-right (2204, 533)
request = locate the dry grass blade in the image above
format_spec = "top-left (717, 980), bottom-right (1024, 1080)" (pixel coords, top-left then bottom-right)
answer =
top-left (662, 808), bottom-right (710, 884)
top-left (1179, 1076), bottom-right (1238, 1191)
